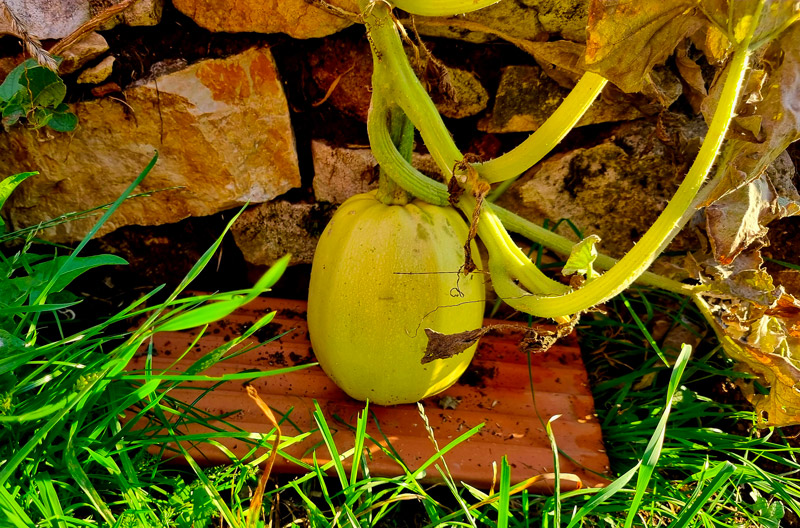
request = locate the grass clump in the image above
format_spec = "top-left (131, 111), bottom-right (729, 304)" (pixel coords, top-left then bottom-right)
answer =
top-left (2, 161), bottom-right (800, 527)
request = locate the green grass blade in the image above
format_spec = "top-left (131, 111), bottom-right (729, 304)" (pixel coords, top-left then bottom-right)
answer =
top-left (497, 457), bottom-right (511, 528)
top-left (0, 366), bottom-right (109, 486)
top-left (623, 343), bottom-right (693, 528)
top-left (313, 400), bottom-right (349, 490)
top-left (621, 293), bottom-right (667, 365)
top-left (668, 461), bottom-right (736, 528)
top-left (30, 154), bottom-right (157, 308)
top-left (0, 485), bottom-right (35, 528)
top-left (32, 472), bottom-right (67, 528)
top-left (350, 401), bottom-right (370, 488)
top-left (0, 172), bottom-right (36, 227)
top-left (545, 415), bottom-right (562, 528)
top-left (406, 423), bottom-right (484, 483)
top-left (565, 463), bottom-right (640, 528)
top-left (65, 432), bottom-right (116, 525)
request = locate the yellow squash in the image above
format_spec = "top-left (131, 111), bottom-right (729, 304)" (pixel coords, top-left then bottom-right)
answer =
top-left (307, 190), bottom-right (485, 405)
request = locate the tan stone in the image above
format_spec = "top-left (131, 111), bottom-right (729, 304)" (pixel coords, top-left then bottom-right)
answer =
top-left (0, 46), bottom-right (300, 242)
top-left (76, 55), bottom-right (114, 84)
top-left (434, 68), bottom-right (489, 119)
top-left (58, 32), bottom-right (109, 75)
top-left (172, 0), bottom-right (357, 39)
top-left (232, 201), bottom-right (336, 266)
top-left (312, 140), bottom-right (443, 204)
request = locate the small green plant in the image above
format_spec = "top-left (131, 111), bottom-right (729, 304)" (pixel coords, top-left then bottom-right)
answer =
top-left (0, 59), bottom-right (77, 132)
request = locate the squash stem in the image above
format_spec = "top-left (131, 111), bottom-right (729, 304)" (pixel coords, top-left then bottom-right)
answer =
top-left (377, 106), bottom-right (415, 205)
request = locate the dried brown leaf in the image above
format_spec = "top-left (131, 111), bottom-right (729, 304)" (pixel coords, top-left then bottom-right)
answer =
top-left (705, 151), bottom-right (800, 264)
top-left (245, 385), bottom-right (281, 528)
top-left (422, 327), bottom-right (488, 364)
top-left (676, 44), bottom-right (708, 112)
top-left (703, 293), bottom-right (800, 426)
top-left (697, 247), bottom-right (784, 306)
top-left (422, 319), bottom-right (577, 364)
top-left (701, 21), bottom-right (800, 206)
top-left (690, 24), bottom-right (732, 64)
top-left (585, 0), bottom-right (705, 92)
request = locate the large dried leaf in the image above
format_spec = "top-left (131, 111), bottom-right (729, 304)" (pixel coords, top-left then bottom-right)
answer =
top-left (585, 0), bottom-right (705, 92)
top-left (675, 43), bottom-right (708, 112)
top-left (697, 248), bottom-right (784, 307)
top-left (703, 293), bottom-right (800, 426)
top-left (690, 24), bottom-right (733, 64)
top-left (422, 321), bottom-right (577, 364)
top-left (705, 151), bottom-right (800, 264)
top-left (701, 21), bottom-right (800, 206)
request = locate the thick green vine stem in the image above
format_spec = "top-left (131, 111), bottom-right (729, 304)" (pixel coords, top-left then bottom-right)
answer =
top-left (476, 7), bottom-right (764, 318)
top-left (389, 0), bottom-right (501, 16)
top-left (377, 106), bottom-right (415, 205)
top-left (481, 72), bottom-right (607, 189)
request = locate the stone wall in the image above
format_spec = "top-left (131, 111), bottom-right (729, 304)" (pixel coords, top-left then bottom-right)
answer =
top-left (1, 0), bottom-right (798, 289)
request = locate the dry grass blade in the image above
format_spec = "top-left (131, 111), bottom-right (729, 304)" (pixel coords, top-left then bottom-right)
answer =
top-left (0, 4), bottom-right (57, 70)
top-left (311, 64), bottom-right (356, 107)
top-left (245, 384), bottom-right (282, 528)
top-left (50, 0), bottom-right (137, 57)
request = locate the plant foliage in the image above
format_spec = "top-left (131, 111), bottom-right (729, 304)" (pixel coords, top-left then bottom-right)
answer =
top-left (0, 59), bottom-right (77, 132)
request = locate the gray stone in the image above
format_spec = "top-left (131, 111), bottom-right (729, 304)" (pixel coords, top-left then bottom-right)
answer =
top-left (479, 64), bottom-right (676, 133)
top-left (232, 201), bottom-right (336, 266)
top-left (312, 141), bottom-right (378, 204)
top-left (76, 55), bottom-right (114, 84)
top-left (0, 0), bottom-right (162, 40)
top-left (0, 47), bottom-right (300, 243)
top-left (408, 0), bottom-right (588, 44)
top-left (435, 67), bottom-right (489, 119)
top-left (312, 140), bottom-right (443, 204)
top-left (58, 32), bottom-right (109, 75)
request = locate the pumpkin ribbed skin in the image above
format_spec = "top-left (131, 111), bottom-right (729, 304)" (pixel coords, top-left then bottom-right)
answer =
top-left (307, 191), bottom-right (485, 405)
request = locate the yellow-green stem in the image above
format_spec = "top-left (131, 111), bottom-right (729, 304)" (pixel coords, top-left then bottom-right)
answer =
top-left (377, 106), bottom-right (415, 205)
top-left (389, 0), bottom-right (501, 16)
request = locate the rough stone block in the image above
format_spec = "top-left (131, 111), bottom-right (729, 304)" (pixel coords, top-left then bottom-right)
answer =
top-left (0, 47), bottom-right (301, 242)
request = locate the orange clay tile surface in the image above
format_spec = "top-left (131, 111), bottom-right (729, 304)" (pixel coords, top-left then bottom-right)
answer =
top-left (126, 297), bottom-right (609, 492)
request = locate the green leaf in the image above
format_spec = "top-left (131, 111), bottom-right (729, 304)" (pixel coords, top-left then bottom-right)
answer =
top-left (562, 234), bottom-right (601, 280)
top-left (22, 65), bottom-right (67, 108)
top-left (27, 254), bottom-right (128, 299)
top-left (0, 173), bottom-right (36, 228)
top-left (47, 111), bottom-right (77, 132)
top-left (0, 59), bottom-right (36, 102)
top-left (28, 107), bottom-right (53, 129)
top-left (155, 255), bottom-right (289, 332)
top-left (1, 104), bottom-right (24, 127)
